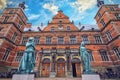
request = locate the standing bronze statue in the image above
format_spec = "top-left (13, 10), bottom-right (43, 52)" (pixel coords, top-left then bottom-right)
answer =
top-left (18, 37), bottom-right (36, 74)
top-left (80, 42), bottom-right (92, 74)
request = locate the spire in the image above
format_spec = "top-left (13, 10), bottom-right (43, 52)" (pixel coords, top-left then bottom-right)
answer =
top-left (97, 0), bottom-right (104, 8)
top-left (19, 2), bottom-right (26, 10)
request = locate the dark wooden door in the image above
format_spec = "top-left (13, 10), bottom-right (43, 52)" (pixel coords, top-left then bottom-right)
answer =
top-left (41, 63), bottom-right (50, 77)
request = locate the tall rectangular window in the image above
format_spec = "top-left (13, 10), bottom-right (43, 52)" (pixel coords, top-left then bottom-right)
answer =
top-left (115, 13), bottom-right (120, 20)
top-left (4, 16), bottom-right (9, 22)
top-left (70, 36), bottom-right (76, 44)
top-left (82, 35), bottom-right (89, 44)
top-left (15, 51), bottom-right (24, 62)
top-left (106, 31), bottom-right (112, 41)
top-left (113, 47), bottom-right (120, 60)
top-left (2, 48), bottom-right (11, 61)
top-left (58, 36), bottom-right (64, 44)
top-left (34, 36), bottom-right (40, 44)
top-left (94, 35), bottom-right (102, 44)
top-left (51, 27), bottom-right (54, 32)
top-left (67, 26), bottom-right (70, 31)
top-left (18, 21), bottom-right (22, 28)
top-left (87, 50), bottom-right (94, 61)
top-left (99, 50), bottom-right (109, 61)
top-left (98, 13), bottom-right (102, 18)
top-left (21, 36), bottom-right (29, 45)
top-left (11, 32), bottom-right (17, 42)
top-left (100, 19), bottom-right (106, 27)
top-left (46, 36), bottom-right (52, 44)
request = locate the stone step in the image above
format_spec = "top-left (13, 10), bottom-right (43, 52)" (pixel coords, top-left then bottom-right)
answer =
top-left (35, 78), bottom-right (81, 80)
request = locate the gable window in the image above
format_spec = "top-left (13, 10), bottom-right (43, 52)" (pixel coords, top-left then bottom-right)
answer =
top-left (21, 36), bottom-right (29, 45)
top-left (113, 47), bottom-right (120, 60)
top-left (115, 13), bottom-right (120, 20)
top-left (34, 36), bottom-right (40, 44)
top-left (4, 16), bottom-right (9, 22)
top-left (99, 50), bottom-right (109, 61)
top-left (70, 36), bottom-right (76, 44)
top-left (58, 36), bottom-right (64, 44)
top-left (87, 50), bottom-right (94, 61)
top-left (15, 51), bottom-right (24, 62)
top-left (46, 36), bottom-right (52, 44)
top-left (18, 21), bottom-right (22, 28)
top-left (94, 35), bottom-right (102, 44)
top-left (51, 27), bottom-right (54, 31)
top-left (2, 48), bottom-right (11, 61)
top-left (82, 35), bottom-right (89, 44)
top-left (11, 32), bottom-right (17, 42)
top-left (106, 31), bottom-right (112, 41)
top-left (100, 19), bottom-right (106, 27)
top-left (67, 26), bottom-right (70, 31)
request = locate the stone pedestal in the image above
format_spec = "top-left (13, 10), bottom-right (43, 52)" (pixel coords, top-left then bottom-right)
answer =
top-left (82, 74), bottom-right (100, 80)
top-left (12, 74), bottom-right (34, 80)
top-left (50, 72), bottom-right (56, 77)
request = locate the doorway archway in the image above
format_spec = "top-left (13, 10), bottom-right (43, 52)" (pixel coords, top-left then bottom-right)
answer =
top-left (71, 58), bottom-right (82, 77)
top-left (56, 58), bottom-right (66, 77)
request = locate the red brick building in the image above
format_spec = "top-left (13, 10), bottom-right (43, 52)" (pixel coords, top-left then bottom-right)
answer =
top-left (0, 2), bottom-right (120, 78)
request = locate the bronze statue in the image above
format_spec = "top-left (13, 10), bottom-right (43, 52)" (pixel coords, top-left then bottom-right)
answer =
top-left (18, 37), bottom-right (36, 74)
top-left (80, 42), bottom-right (92, 74)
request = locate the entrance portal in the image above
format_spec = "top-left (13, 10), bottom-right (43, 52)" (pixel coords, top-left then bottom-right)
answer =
top-left (72, 58), bottom-right (82, 77)
top-left (72, 63), bottom-right (77, 77)
top-left (56, 58), bottom-right (65, 77)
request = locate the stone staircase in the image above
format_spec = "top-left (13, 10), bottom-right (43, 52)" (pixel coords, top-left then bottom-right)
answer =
top-left (0, 78), bottom-right (118, 80)
top-left (35, 78), bottom-right (81, 80)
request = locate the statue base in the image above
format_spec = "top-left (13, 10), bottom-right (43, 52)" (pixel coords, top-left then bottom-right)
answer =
top-left (12, 74), bottom-right (34, 80)
top-left (82, 74), bottom-right (100, 80)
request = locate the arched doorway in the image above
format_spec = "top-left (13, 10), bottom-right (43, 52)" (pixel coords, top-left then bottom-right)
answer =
top-left (56, 58), bottom-right (66, 77)
top-left (41, 58), bottom-right (50, 77)
top-left (71, 58), bottom-right (82, 77)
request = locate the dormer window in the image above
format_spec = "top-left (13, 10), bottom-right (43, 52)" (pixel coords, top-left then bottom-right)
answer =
top-left (67, 26), bottom-right (70, 31)
top-left (51, 27), bottom-right (54, 31)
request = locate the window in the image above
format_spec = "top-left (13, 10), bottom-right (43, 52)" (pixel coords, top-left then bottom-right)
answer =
top-left (18, 21), bottom-right (22, 28)
top-left (99, 50), bottom-right (109, 61)
top-left (70, 36), bottom-right (76, 44)
top-left (94, 35), bottom-right (102, 44)
top-left (21, 36), bottom-right (29, 45)
top-left (46, 36), bottom-right (52, 44)
top-left (58, 36), bottom-right (64, 44)
top-left (9, 10), bottom-right (14, 14)
top-left (100, 19), bottom-right (106, 27)
top-left (87, 50), bottom-right (94, 61)
top-left (67, 26), bottom-right (70, 31)
top-left (4, 16), bottom-right (9, 22)
top-left (2, 48), bottom-right (11, 61)
top-left (110, 7), bottom-right (114, 11)
top-left (115, 13), bottom-right (120, 20)
top-left (113, 47), bottom-right (120, 60)
top-left (51, 27), bottom-right (54, 31)
top-left (11, 32), bottom-right (17, 42)
top-left (98, 13), bottom-right (102, 18)
top-left (15, 51), bottom-right (24, 62)
top-left (106, 31), bottom-right (112, 41)
top-left (82, 35), bottom-right (89, 44)
top-left (34, 36), bottom-right (40, 44)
